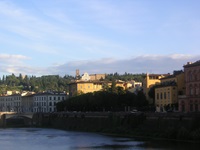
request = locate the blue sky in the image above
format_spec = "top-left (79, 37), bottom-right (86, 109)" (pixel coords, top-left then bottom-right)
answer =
top-left (0, 0), bottom-right (200, 77)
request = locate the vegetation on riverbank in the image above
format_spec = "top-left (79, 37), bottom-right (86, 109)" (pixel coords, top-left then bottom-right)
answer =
top-left (57, 90), bottom-right (148, 112)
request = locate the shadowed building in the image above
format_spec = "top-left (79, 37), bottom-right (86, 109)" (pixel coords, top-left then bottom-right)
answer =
top-left (179, 61), bottom-right (200, 112)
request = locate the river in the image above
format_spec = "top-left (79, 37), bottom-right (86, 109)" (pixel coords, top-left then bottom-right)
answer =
top-left (0, 128), bottom-right (200, 150)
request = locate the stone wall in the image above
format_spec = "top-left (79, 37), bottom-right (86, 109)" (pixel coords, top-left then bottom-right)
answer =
top-left (32, 112), bottom-right (200, 141)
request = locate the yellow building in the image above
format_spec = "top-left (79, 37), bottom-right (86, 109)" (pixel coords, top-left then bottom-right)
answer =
top-left (69, 80), bottom-right (125, 97)
top-left (155, 86), bottom-right (178, 109)
top-left (143, 74), bottom-right (167, 104)
top-left (160, 71), bottom-right (185, 95)
top-left (155, 71), bottom-right (185, 110)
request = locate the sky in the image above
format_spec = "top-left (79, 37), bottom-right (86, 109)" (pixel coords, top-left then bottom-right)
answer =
top-left (0, 0), bottom-right (200, 77)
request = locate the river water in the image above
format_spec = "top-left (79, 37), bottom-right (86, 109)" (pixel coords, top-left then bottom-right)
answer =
top-left (0, 128), bottom-right (200, 150)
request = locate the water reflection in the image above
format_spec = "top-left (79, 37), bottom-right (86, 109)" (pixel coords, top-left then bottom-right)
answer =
top-left (0, 128), bottom-right (199, 150)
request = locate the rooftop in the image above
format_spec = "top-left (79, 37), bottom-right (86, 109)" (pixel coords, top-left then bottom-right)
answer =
top-left (184, 60), bottom-right (200, 68)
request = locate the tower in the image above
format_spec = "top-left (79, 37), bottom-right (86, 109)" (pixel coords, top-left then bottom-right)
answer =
top-left (76, 69), bottom-right (80, 79)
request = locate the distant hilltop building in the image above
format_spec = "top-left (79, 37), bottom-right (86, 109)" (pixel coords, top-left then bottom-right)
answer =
top-left (68, 70), bottom-right (108, 97)
top-left (89, 74), bottom-right (106, 81)
top-left (68, 80), bottom-right (125, 97)
top-left (75, 70), bottom-right (106, 81)
top-left (126, 80), bottom-right (143, 94)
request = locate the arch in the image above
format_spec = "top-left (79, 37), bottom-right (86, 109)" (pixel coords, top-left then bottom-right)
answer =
top-left (4, 113), bottom-right (34, 119)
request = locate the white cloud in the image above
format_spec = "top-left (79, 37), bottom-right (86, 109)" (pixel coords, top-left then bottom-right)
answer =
top-left (58, 54), bottom-right (200, 75)
top-left (0, 54), bottom-right (30, 64)
top-left (0, 54), bottom-right (199, 77)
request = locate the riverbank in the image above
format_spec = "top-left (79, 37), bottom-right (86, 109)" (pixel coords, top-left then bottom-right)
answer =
top-left (32, 112), bottom-right (200, 142)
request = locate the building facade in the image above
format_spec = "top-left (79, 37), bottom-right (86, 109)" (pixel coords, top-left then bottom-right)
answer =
top-left (155, 71), bottom-right (185, 111)
top-left (69, 81), bottom-right (125, 97)
top-left (155, 85), bottom-right (178, 107)
top-left (0, 92), bottom-right (68, 113)
top-left (33, 92), bottom-right (67, 112)
top-left (0, 94), bottom-right (21, 112)
top-left (143, 74), bottom-right (168, 104)
top-left (179, 61), bottom-right (200, 112)
top-left (21, 93), bottom-right (34, 113)
top-left (89, 74), bottom-right (106, 81)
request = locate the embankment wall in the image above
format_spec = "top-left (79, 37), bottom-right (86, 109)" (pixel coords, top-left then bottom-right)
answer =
top-left (32, 112), bottom-right (200, 141)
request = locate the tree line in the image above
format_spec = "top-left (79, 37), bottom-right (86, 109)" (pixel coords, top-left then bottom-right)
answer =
top-left (0, 73), bottom-right (74, 94)
top-left (105, 72), bottom-right (145, 82)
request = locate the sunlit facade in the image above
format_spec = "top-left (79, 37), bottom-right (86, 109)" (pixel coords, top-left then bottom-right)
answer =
top-left (155, 71), bottom-right (185, 109)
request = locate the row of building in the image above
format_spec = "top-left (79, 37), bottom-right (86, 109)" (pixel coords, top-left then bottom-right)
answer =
top-left (0, 70), bottom-right (142, 113)
top-left (69, 71), bottom-right (142, 97)
top-left (143, 60), bottom-right (200, 112)
top-left (69, 60), bottom-right (200, 113)
top-left (0, 60), bottom-right (199, 113)
top-left (0, 91), bottom-right (67, 113)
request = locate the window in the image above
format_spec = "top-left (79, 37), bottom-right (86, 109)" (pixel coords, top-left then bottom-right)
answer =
top-left (182, 104), bottom-right (185, 112)
top-left (164, 92), bottom-right (166, 99)
top-left (168, 92), bottom-right (170, 99)
top-left (160, 93), bottom-right (163, 99)
top-left (190, 88), bottom-right (194, 96)
top-left (189, 72), bottom-right (193, 81)
top-left (157, 93), bottom-right (159, 100)
top-left (190, 104), bottom-right (193, 112)
top-left (195, 104), bottom-right (198, 112)
top-left (196, 87), bottom-right (199, 95)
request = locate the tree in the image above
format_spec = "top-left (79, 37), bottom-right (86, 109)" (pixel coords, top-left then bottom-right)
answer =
top-left (111, 80), bottom-right (117, 93)
top-left (148, 86), bottom-right (156, 105)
